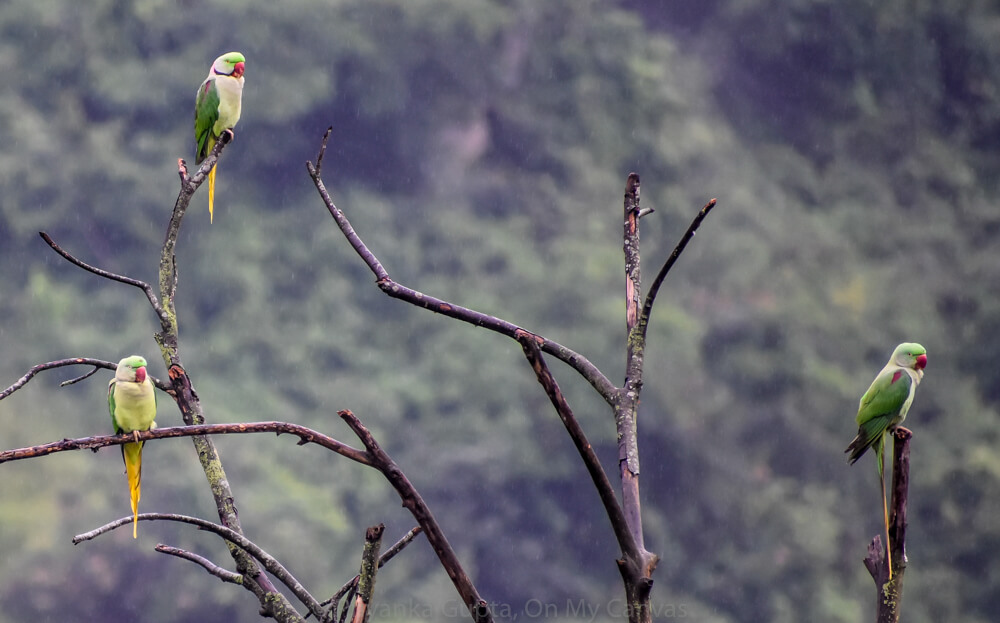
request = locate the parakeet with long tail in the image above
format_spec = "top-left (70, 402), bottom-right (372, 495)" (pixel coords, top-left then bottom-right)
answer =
top-left (846, 342), bottom-right (927, 580)
top-left (194, 51), bottom-right (246, 223)
top-left (108, 355), bottom-right (158, 538)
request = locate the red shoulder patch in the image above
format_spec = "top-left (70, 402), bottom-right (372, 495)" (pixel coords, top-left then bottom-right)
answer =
top-left (891, 370), bottom-right (903, 384)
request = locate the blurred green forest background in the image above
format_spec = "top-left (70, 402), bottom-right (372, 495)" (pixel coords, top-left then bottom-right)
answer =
top-left (1, 0), bottom-right (998, 621)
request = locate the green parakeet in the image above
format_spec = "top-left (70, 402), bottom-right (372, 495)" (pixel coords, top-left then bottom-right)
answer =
top-left (194, 51), bottom-right (246, 223)
top-left (108, 355), bottom-right (158, 538)
top-left (846, 342), bottom-right (927, 580)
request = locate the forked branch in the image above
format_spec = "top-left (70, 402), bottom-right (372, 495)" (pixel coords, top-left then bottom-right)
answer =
top-left (309, 133), bottom-right (717, 623)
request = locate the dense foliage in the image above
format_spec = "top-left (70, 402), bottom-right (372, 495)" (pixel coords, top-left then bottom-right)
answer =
top-left (1, 0), bottom-right (998, 621)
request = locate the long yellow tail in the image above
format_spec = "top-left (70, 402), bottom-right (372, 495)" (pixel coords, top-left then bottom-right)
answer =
top-left (208, 164), bottom-right (217, 224)
top-left (878, 437), bottom-right (892, 580)
top-left (123, 441), bottom-right (143, 539)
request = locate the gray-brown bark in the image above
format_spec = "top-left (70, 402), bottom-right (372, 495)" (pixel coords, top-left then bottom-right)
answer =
top-left (863, 427), bottom-right (912, 623)
top-left (308, 137), bottom-right (718, 623)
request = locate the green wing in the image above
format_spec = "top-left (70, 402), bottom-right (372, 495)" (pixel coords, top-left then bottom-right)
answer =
top-left (195, 78), bottom-right (221, 164)
top-left (857, 368), bottom-right (912, 426)
top-left (108, 377), bottom-right (121, 434)
top-left (846, 368), bottom-right (911, 463)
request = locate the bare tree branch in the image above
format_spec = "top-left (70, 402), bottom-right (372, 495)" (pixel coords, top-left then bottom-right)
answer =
top-left (0, 422), bottom-right (373, 467)
top-left (155, 544), bottom-right (244, 585)
top-left (307, 143), bottom-right (713, 623)
top-left (75, 513), bottom-right (323, 620)
top-left (1, 358), bottom-right (170, 401)
top-left (39, 232), bottom-right (172, 331)
top-left (339, 410), bottom-right (493, 623)
top-left (306, 140), bottom-right (617, 404)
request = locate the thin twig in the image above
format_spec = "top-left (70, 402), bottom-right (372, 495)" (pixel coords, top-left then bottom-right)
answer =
top-left (339, 410), bottom-right (493, 623)
top-left (313, 127), bottom-right (332, 178)
top-left (636, 198), bottom-right (716, 335)
top-left (0, 422), bottom-right (373, 467)
top-left (75, 513), bottom-right (323, 620)
top-left (321, 526), bottom-right (423, 610)
top-left (59, 367), bottom-right (101, 387)
top-left (1, 358), bottom-right (170, 400)
top-left (39, 232), bottom-right (171, 330)
top-left (155, 544), bottom-right (244, 584)
top-left (376, 525), bottom-right (423, 568)
top-left (306, 147), bottom-right (618, 404)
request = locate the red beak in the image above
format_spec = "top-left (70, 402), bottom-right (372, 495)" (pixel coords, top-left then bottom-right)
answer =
top-left (232, 61), bottom-right (245, 78)
top-left (135, 366), bottom-right (147, 383)
top-left (915, 354), bottom-right (927, 370)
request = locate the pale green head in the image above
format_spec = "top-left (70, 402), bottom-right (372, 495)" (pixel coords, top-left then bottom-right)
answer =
top-left (891, 342), bottom-right (927, 371)
top-left (115, 355), bottom-right (149, 384)
top-left (212, 52), bottom-right (246, 78)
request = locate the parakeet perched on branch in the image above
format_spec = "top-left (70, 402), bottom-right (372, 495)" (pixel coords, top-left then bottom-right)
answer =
top-left (194, 51), bottom-right (246, 223)
top-left (108, 355), bottom-right (158, 538)
top-left (846, 342), bottom-right (927, 580)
